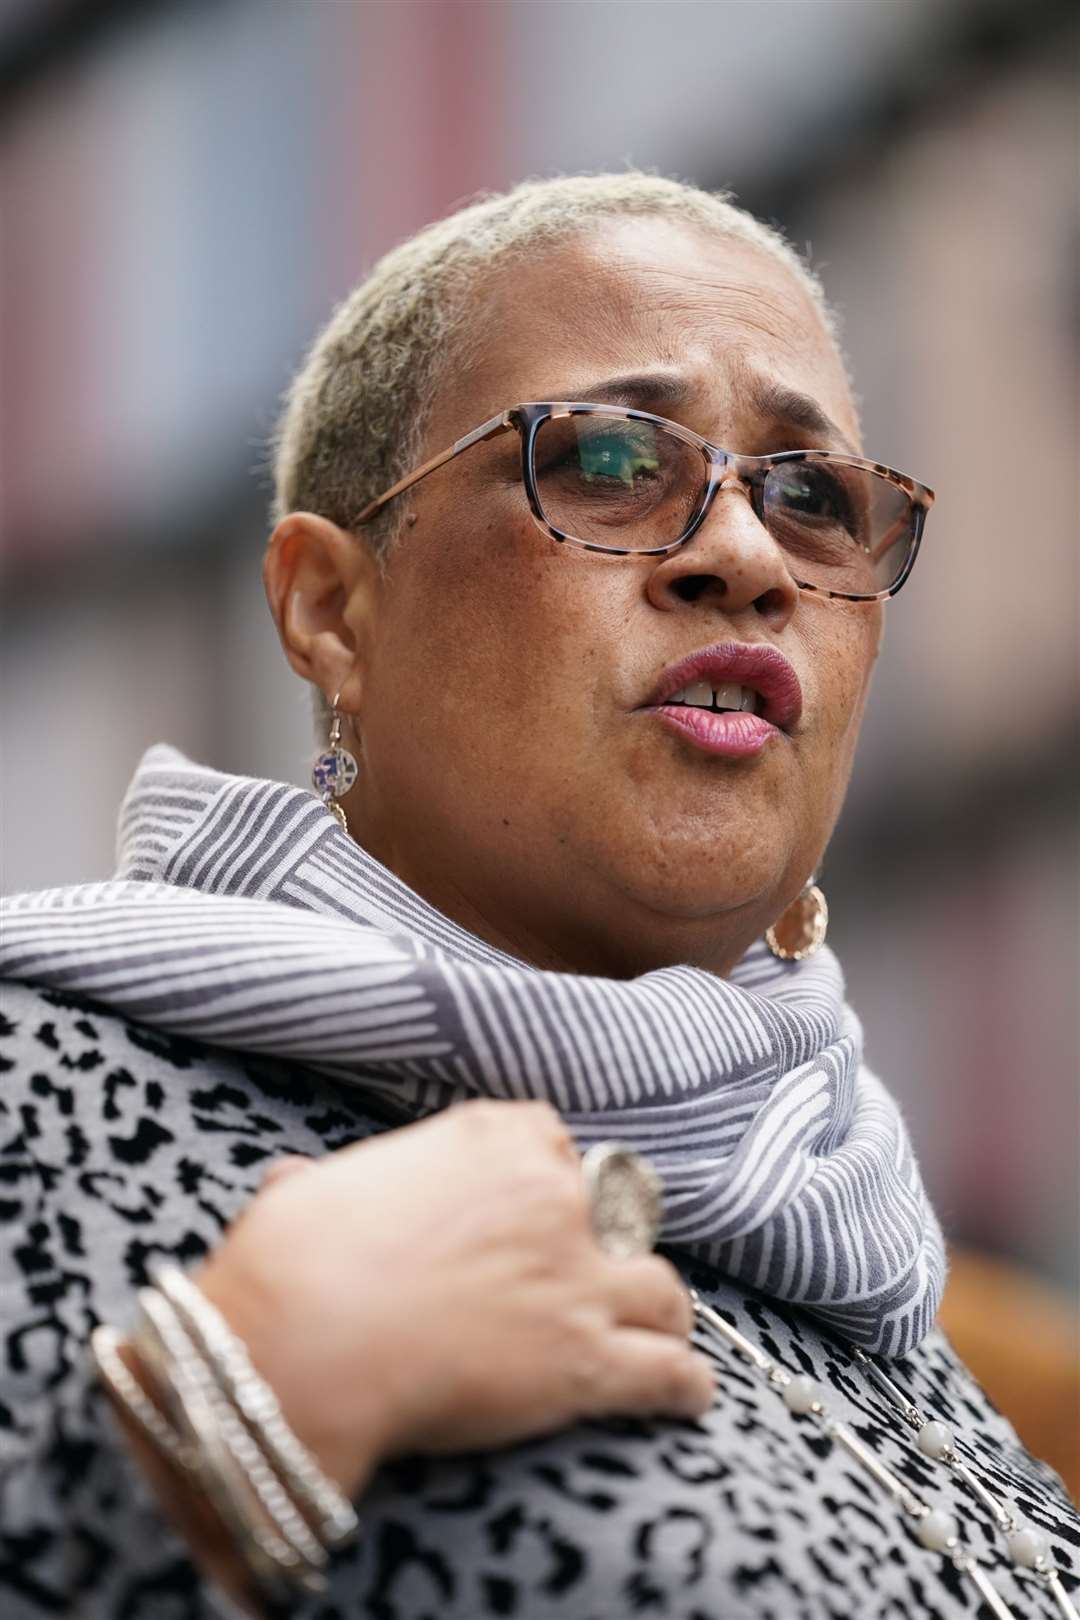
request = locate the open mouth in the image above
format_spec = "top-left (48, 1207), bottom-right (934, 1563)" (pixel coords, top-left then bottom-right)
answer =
top-left (662, 681), bottom-right (761, 717)
top-left (640, 642), bottom-right (803, 760)
top-left (644, 642), bottom-right (802, 728)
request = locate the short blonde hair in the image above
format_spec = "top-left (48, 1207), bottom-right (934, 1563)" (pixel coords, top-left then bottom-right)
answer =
top-left (272, 171), bottom-right (840, 734)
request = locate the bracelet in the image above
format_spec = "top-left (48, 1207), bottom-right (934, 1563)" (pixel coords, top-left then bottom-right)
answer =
top-left (134, 1287), bottom-right (329, 1593)
top-left (91, 1324), bottom-right (194, 1474)
top-left (151, 1263), bottom-right (357, 1546)
top-left (138, 1300), bottom-right (305, 1599)
top-left (95, 1313), bottom-right (301, 1605)
top-left (91, 1268), bottom-right (360, 1608)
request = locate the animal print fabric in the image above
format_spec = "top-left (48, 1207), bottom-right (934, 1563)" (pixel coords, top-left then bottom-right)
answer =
top-left (1, 979), bottom-right (1076, 1619)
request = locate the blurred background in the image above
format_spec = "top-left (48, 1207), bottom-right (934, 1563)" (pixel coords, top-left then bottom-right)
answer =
top-left (1, 0), bottom-right (1077, 1321)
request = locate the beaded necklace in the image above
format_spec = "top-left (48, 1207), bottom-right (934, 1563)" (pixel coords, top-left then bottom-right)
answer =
top-left (690, 1291), bottom-right (1078, 1620)
top-left (582, 1145), bottom-right (1077, 1620)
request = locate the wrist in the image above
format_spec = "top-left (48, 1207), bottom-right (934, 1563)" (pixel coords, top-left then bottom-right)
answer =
top-left (191, 1254), bottom-right (384, 1500)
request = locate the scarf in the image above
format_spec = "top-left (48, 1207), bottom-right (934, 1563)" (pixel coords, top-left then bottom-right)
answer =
top-left (0, 744), bottom-right (945, 1358)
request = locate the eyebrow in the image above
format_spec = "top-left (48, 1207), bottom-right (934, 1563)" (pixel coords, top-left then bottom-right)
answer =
top-left (748, 378), bottom-right (858, 456)
top-left (553, 370), bottom-right (695, 409)
top-left (548, 369), bottom-right (858, 456)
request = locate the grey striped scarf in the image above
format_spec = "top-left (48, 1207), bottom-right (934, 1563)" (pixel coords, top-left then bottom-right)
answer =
top-left (0, 745), bottom-right (945, 1358)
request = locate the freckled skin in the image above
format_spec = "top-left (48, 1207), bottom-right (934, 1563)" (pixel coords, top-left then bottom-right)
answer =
top-left (283, 219), bottom-right (882, 978)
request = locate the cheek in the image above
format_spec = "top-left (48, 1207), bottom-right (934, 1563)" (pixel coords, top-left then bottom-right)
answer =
top-left (803, 610), bottom-right (879, 781)
top-left (374, 518), bottom-right (624, 741)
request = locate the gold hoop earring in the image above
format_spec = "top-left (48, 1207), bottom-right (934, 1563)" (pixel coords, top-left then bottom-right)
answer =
top-left (311, 691), bottom-right (359, 834)
top-left (765, 879), bottom-right (828, 961)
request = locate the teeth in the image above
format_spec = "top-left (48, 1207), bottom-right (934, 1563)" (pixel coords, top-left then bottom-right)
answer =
top-left (712, 682), bottom-right (742, 711)
top-left (666, 682), bottom-right (758, 713)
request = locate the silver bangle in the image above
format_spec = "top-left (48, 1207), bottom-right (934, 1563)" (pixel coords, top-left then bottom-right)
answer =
top-left (93, 1268), bottom-right (361, 1608)
top-left (95, 1312), bottom-right (309, 1602)
top-left (135, 1289), bottom-right (329, 1589)
top-left (151, 1263), bottom-right (358, 1547)
top-left (90, 1324), bottom-right (194, 1474)
top-left (131, 1289), bottom-right (322, 1598)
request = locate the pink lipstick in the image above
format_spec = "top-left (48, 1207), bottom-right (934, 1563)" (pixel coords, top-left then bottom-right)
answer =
top-left (640, 641), bottom-right (803, 760)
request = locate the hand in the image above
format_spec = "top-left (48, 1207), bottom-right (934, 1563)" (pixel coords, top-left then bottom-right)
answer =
top-left (193, 1100), bottom-right (714, 1496)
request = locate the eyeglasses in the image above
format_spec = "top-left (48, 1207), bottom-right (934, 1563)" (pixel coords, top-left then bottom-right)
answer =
top-left (356, 402), bottom-right (935, 603)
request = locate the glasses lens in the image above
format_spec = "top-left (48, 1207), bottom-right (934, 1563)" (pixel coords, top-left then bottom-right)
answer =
top-left (532, 412), bottom-right (705, 552)
top-left (763, 459), bottom-right (917, 597)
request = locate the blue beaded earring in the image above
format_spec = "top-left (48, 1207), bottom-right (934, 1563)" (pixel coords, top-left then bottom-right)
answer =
top-left (311, 691), bottom-right (359, 833)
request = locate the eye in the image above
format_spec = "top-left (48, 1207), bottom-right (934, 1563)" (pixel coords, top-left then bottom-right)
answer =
top-left (574, 431), bottom-right (660, 486)
top-left (768, 462), bottom-right (863, 539)
top-left (533, 417), bottom-right (667, 491)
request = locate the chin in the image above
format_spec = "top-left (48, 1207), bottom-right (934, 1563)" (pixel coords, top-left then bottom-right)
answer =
top-left (610, 846), bottom-right (786, 930)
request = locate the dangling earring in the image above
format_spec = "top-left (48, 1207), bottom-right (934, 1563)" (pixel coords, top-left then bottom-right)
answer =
top-left (765, 877), bottom-right (828, 961)
top-left (311, 691), bottom-right (359, 834)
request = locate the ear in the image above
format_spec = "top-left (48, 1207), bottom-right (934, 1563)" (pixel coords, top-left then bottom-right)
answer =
top-left (263, 513), bottom-right (381, 713)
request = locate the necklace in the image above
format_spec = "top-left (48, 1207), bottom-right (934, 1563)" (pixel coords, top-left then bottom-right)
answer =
top-left (582, 1142), bottom-right (1077, 1619)
top-left (849, 1342), bottom-right (1077, 1618)
top-left (690, 1290), bottom-right (1079, 1620)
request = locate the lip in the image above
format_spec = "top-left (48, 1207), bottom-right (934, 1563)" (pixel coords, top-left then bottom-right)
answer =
top-left (639, 640), bottom-right (803, 760)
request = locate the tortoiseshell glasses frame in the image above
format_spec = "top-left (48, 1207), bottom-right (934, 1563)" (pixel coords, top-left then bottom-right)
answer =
top-left (355, 401), bottom-right (936, 603)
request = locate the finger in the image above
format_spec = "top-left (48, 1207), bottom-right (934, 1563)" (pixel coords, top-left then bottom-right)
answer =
top-left (448, 1097), bottom-right (577, 1165)
top-left (448, 1096), bottom-right (568, 1139)
top-left (593, 1329), bottom-right (716, 1420)
top-left (502, 1098), bottom-right (577, 1157)
top-left (601, 1254), bottom-right (694, 1338)
top-left (260, 1154), bottom-right (315, 1190)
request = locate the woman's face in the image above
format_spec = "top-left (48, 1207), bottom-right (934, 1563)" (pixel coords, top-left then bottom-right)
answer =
top-left (343, 218), bottom-right (881, 976)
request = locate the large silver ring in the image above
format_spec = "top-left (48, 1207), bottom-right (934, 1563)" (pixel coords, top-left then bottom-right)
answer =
top-left (581, 1143), bottom-right (663, 1259)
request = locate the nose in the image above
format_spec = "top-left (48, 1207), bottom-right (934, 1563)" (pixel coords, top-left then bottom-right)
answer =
top-left (645, 481), bottom-right (800, 631)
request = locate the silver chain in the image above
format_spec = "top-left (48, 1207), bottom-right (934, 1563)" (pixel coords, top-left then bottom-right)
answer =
top-left (691, 1291), bottom-right (1079, 1620)
top-left (849, 1342), bottom-right (1079, 1620)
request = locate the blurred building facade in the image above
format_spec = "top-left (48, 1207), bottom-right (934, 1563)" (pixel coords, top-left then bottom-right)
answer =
top-left (2, 0), bottom-right (1077, 1290)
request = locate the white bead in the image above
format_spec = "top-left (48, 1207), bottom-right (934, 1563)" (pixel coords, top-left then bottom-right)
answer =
top-left (916, 1420), bottom-right (954, 1460)
top-left (782, 1374), bottom-right (820, 1415)
top-left (1006, 1527), bottom-right (1049, 1568)
top-left (916, 1509), bottom-right (958, 1551)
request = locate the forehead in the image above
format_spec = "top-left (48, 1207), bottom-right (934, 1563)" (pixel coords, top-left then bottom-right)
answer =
top-left (429, 216), bottom-right (857, 447)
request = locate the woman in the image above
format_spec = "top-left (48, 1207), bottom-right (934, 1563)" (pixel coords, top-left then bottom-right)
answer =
top-left (2, 173), bottom-right (1076, 1618)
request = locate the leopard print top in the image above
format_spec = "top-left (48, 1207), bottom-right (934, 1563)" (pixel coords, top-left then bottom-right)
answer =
top-left (1, 979), bottom-right (1076, 1619)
